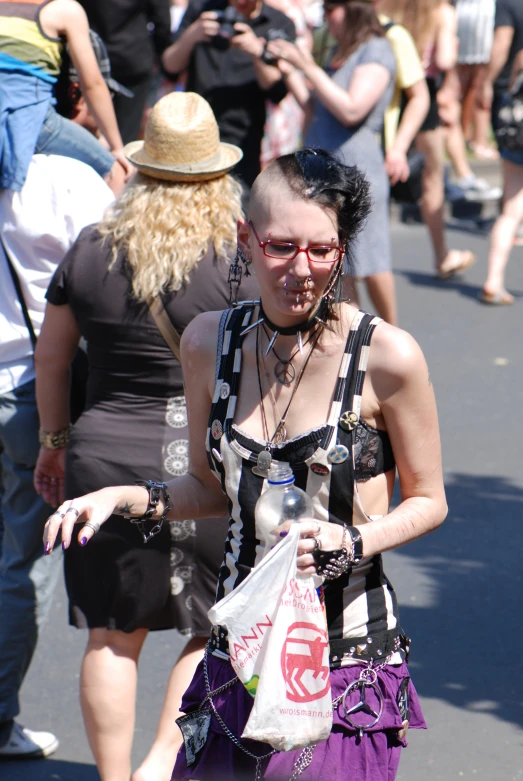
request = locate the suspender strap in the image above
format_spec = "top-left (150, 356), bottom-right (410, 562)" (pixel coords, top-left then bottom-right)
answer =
top-left (343, 314), bottom-right (381, 422)
top-left (206, 305), bottom-right (252, 475)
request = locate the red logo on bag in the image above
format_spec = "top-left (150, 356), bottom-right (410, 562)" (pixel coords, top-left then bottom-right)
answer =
top-left (281, 622), bottom-right (330, 703)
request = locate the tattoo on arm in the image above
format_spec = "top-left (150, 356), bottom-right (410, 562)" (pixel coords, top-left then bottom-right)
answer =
top-left (115, 502), bottom-right (135, 515)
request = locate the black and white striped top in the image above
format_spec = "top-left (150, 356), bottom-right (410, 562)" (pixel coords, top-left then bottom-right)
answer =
top-left (206, 305), bottom-right (401, 651)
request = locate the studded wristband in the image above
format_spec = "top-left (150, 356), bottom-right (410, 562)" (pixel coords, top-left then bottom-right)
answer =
top-left (346, 525), bottom-right (364, 563)
top-left (126, 480), bottom-right (173, 544)
top-left (312, 523), bottom-right (364, 580)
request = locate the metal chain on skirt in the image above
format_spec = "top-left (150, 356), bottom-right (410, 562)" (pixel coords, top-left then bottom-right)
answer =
top-left (202, 644), bottom-right (395, 779)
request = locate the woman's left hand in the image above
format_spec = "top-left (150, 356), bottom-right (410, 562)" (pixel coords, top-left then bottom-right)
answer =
top-left (275, 519), bottom-right (344, 575)
top-left (266, 39), bottom-right (312, 72)
top-left (34, 446), bottom-right (66, 507)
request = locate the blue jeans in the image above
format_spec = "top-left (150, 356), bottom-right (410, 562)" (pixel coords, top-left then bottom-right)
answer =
top-left (0, 380), bottom-right (62, 722)
top-left (0, 69), bottom-right (53, 191)
top-left (35, 105), bottom-right (115, 179)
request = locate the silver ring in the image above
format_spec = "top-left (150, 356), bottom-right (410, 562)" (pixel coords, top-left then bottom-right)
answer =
top-left (310, 537), bottom-right (320, 552)
top-left (64, 507), bottom-right (79, 520)
top-left (312, 521), bottom-right (321, 536)
top-left (83, 521), bottom-right (100, 535)
top-left (51, 511), bottom-right (65, 519)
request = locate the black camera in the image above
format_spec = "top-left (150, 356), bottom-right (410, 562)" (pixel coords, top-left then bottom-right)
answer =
top-left (213, 7), bottom-right (245, 41)
top-left (261, 28), bottom-right (291, 65)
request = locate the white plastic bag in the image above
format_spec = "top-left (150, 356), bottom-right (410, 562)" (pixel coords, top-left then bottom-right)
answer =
top-left (208, 524), bottom-right (333, 751)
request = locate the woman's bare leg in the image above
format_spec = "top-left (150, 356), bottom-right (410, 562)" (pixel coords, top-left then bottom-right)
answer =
top-left (416, 128), bottom-right (447, 269)
top-left (469, 66), bottom-right (499, 156)
top-left (364, 271), bottom-right (398, 325)
top-left (132, 636), bottom-right (208, 781)
top-left (80, 627), bottom-right (148, 781)
top-left (483, 160), bottom-right (523, 299)
top-left (445, 120), bottom-right (474, 180)
top-left (458, 64), bottom-right (474, 139)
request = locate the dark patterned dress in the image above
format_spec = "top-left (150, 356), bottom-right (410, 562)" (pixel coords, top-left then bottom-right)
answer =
top-left (46, 225), bottom-right (259, 634)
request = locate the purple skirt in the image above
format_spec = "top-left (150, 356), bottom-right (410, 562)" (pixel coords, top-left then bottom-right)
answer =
top-left (172, 652), bottom-right (426, 781)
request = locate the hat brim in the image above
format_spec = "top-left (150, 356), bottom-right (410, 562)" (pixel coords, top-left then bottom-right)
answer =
top-left (124, 140), bottom-right (243, 182)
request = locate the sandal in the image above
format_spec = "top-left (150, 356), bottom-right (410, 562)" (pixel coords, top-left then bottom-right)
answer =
top-left (468, 142), bottom-right (500, 161)
top-left (478, 290), bottom-right (514, 305)
top-left (437, 250), bottom-right (476, 280)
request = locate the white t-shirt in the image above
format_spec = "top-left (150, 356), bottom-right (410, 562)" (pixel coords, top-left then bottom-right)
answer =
top-left (0, 154), bottom-right (114, 395)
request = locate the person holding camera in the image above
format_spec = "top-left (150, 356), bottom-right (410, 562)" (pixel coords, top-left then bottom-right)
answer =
top-left (162, 0), bottom-right (296, 188)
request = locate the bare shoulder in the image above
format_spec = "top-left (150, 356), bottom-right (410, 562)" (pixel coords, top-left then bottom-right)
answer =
top-left (44, 0), bottom-right (87, 28)
top-left (181, 310), bottom-right (224, 364)
top-left (367, 321), bottom-right (429, 400)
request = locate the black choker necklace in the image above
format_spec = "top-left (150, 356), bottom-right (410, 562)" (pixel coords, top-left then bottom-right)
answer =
top-left (259, 302), bottom-right (326, 336)
top-left (239, 299), bottom-right (330, 356)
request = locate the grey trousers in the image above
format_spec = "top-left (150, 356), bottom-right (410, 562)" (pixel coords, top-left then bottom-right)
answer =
top-left (0, 379), bottom-right (62, 721)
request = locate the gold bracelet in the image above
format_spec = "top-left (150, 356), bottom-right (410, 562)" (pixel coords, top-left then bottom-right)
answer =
top-left (38, 426), bottom-right (71, 450)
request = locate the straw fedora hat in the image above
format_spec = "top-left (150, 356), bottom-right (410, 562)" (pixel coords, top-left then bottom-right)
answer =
top-left (124, 92), bottom-right (243, 182)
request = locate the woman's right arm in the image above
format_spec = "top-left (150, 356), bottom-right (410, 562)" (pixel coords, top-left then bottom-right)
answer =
top-left (43, 311), bottom-right (229, 552)
top-left (433, 1), bottom-right (458, 73)
top-left (267, 38), bottom-right (391, 126)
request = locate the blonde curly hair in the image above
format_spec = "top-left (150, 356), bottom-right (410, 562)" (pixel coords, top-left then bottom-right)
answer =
top-left (98, 172), bottom-right (243, 302)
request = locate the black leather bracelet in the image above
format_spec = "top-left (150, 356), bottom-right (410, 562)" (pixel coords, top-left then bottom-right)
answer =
top-left (135, 480), bottom-right (162, 519)
top-left (127, 480), bottom-right (173, 543)
top-left (346, 524), bottom-right (364, 563)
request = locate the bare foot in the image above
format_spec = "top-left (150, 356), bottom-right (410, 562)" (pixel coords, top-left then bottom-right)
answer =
top-left (479, 288), bottom-right (514, 305)
top-left (438, 250), bottom-right (476, 279)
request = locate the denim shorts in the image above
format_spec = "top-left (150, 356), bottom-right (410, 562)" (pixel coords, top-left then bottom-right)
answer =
top-left (35, 105), bottom-right (115, 178)
top-left (500, 146), bottom-right (523, 166)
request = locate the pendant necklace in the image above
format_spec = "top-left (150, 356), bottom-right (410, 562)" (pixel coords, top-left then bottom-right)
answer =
top-left (253, 326), bottom-right (321, 477)
top-left (261, 324), bottom-right (316, 386)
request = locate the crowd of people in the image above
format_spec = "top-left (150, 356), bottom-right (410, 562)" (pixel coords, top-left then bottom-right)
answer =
top-left (0, 0), bottom-right (521, 780)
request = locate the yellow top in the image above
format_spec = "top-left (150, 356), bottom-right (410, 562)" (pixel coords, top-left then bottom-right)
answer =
top-left (379, 14), bottom-right (424, 152)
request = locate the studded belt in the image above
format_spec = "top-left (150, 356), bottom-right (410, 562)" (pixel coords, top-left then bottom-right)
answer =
top-left (209, 624), bottom-right (409, 669)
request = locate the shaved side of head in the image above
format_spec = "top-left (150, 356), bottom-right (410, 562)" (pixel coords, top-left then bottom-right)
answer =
top-left (248, 160), bottom-right (297, 223)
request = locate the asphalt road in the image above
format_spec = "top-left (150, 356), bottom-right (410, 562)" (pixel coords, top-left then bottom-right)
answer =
top-left (2, 218), bottom-right (522, 781)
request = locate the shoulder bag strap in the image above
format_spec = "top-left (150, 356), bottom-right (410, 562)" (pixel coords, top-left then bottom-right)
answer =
top-left (1, 234), bottom-right (37, 350)
top-left (146, 296), bottom-right (182, 363)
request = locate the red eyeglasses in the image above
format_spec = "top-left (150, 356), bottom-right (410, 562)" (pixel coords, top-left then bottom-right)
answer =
top-left (248, 220), bottom-right (343, 264)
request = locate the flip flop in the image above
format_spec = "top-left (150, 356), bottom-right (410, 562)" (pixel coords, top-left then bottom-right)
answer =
top-left (438, 250), bottom-right (476, 280)
top-left (478, 290), bottom-right (514, 305)
top-left (468, 142), bottom-right (500, 161)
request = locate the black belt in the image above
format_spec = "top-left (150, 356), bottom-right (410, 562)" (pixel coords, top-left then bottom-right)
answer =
top-left (209, 625), bottom-right (410, 669)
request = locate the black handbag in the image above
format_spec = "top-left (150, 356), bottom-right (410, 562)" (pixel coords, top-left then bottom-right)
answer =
top-left (495, 71), bottom-right (523, 151)
top-left (389, 150), bottom-right (425, 204)
top-left (2, 236), bottom-right (88, 424)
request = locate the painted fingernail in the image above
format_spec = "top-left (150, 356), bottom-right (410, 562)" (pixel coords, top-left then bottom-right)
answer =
top-left (44, 542), bottom-right (50, 555)
top-left (62, 541), bottom-right (67, 551)
top-left (80, 537), bottom-right (87, 546)
top-left (279, 531), bottom-right (288, 538)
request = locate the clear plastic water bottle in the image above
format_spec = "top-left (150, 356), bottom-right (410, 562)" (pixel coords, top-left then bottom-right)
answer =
top-left (255, 464), bottom-right (314, 559)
